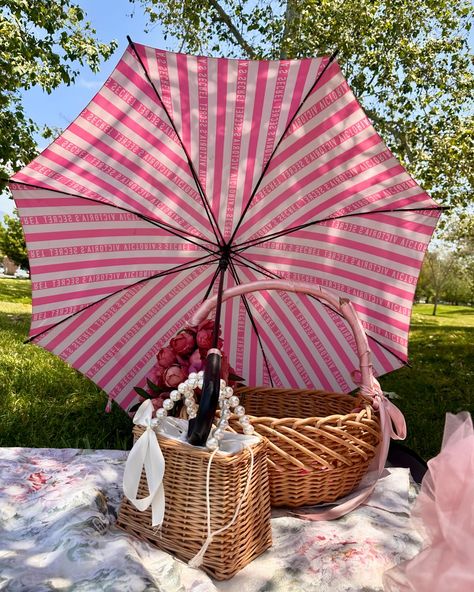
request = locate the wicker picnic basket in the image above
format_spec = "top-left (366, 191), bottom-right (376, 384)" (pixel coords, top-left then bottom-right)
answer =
top-left (116, 424), bottom-right (272, 580)
top-left (190, 279), bottom-right (382, 508)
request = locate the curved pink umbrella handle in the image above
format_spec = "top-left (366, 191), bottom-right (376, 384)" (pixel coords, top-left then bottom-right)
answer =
top-left (190, 279), bottom-right (376, 391)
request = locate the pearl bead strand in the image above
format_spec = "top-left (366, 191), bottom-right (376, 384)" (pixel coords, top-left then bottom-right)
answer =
top-left (154, 370), bottom-right (254, 450)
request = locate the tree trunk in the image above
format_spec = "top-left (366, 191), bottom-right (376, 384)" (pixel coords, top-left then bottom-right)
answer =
top-left (432, 296), bottom-right (438, 316)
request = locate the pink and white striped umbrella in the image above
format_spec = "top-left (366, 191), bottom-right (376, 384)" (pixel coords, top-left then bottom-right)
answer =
top-left (10, 40), bottom-right (441, 411)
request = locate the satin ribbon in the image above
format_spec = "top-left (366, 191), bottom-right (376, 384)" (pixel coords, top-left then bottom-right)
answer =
top-left (295, 380), bottom-right (406, 520)
top-left (122, 399), bottom-right (166, 527)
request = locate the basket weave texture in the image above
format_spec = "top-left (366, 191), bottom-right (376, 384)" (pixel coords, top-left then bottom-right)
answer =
top-left (116, 426), bottom-right (272, 580)
top-left (230, 387), bottom-right (381, 507)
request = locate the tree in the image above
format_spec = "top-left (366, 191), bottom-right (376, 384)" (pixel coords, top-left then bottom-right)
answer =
top-left (132, 0), bottom-right (474, 208)
top-left (0, 1), bottom-right (118, 191)
top-left (1, 211), bottom-right (29, 271)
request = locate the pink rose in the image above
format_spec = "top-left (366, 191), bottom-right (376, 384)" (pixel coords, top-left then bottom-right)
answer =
top-left (197, 320), bottom-right (223, 352)
top-left (156, 347), bottom-right (177, 368)
top-left (147, 365), bottom-right (163, 386)
top-left (170, 329), bottom-right (196, 356)
top-left (163, 364), bottom-right (188, 388)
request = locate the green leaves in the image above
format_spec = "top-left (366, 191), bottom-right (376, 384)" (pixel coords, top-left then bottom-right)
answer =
top-left (1, 210), bottom-right (29, 270)
top-left (0, 0), bottom-right (118, 191)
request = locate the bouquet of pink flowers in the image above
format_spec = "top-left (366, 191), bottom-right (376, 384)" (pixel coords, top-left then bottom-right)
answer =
top-left (130, 320), bottom-right (243, 414)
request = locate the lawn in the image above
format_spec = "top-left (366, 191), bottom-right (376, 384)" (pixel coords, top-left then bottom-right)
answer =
top-left (0, 278), bottom-right (133, 450)
top-left (0, 278), bottom-right (473, 458)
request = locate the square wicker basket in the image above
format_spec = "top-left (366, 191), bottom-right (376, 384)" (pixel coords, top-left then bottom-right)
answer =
top-left (116, 426), bottom-right (272, 580)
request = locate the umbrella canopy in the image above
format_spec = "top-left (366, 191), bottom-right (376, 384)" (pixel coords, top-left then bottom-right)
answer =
top-left (10, 40), bottom-right (441, 411)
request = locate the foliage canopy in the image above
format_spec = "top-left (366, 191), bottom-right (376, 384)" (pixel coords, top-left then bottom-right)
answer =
top-left (0, 0), bottom-right (117, 191)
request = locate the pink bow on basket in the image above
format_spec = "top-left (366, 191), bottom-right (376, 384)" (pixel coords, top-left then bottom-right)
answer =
top-left (295, 378), bottom-right (406, 521)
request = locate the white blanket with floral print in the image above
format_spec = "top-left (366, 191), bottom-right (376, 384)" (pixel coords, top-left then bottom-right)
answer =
top-left (0, 447), bottom-right (422, 591)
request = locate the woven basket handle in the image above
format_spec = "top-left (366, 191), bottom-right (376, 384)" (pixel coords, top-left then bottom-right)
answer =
top-left (190, 279), bottom-right (376, 391)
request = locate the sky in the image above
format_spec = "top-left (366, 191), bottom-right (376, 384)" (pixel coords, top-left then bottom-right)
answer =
top-left (1, 0), bottom-right (165, 218)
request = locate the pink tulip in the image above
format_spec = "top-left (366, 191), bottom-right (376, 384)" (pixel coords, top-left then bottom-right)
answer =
top-left (170, 329), bottom-right (196, 356)
top-left (163, 364), bottom-right (188, 388)
top-left (156, 347), bottom-right (177, 368)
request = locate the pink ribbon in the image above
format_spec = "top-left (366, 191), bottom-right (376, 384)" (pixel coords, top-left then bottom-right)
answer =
top-left (294, 380), bottom-right (406, 521)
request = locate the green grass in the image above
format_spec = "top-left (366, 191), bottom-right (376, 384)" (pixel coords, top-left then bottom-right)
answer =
top-left (379, 303), bottom-right (474, 459)
top-left (0, 278), bottom-right (132, 449)
top-left (0, 277), bottom-right (473, 458)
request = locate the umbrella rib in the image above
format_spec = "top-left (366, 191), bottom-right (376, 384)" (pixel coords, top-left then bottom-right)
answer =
top-left (233, 205), bottom-right (446, 252)
top-left (201, 264), bottom-right (223, 303)
top-left (13, 180), bottom-right (218, 252)
top-left (228, 260), bottom-right (275, 387)
top-left (231, 252), bottom-right (283, 280)
top-left (228, 50), bottom-right (339, 246)
top-left (25, 254), bottom-right (219, 344)
top-left (127, 36), bottom-right (225, 247)
top-left (232, 253), bottom-right (410, 367)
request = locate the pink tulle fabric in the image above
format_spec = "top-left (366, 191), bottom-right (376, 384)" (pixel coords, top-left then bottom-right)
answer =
top-left (384, 412), bottom-right (474, 591)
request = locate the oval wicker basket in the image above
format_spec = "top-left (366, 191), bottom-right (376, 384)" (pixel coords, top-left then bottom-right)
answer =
top-left (230, 387), bottom-right (380, 507)
top-left (190, 279), bottom-right (383, 508)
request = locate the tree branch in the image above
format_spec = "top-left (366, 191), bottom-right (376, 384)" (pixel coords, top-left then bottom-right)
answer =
top-left (207, 0), bottom-right (258, 59)
top-left (280, 0), bottom-right (297, 59)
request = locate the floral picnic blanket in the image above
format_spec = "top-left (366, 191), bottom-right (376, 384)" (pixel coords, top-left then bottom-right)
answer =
top-left (0, 447), bottom-right (422, 591)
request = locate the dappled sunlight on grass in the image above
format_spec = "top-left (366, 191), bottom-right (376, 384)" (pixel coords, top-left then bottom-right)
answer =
top-left (0, 278), bottom-right (32, 305)
top-left (379, 304), bottom-right (474, 459)
top-left (0, 288), bottom-right (132, 450)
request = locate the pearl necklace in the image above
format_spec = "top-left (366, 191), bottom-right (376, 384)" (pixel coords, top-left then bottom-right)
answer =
top-left (155, 370), bottom-right (255, 450)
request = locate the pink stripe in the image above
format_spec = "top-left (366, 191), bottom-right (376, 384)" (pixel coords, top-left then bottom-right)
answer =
top-left (262, 60), bottom-right (290, 166)
top-left (363, 212), bottom-right (439, 236)
top-left (330, 180), bottom-right (419, 218)
top-left (287, 61), bottom-right (340, 135)
top-left (375, 193), bottom-right (438, 214)
top-left (33, 285), bottom-right (129, 306)
top-left (284, 58), bottom-right (313, 128)
top-left (83, 92), bottom-right (188, 174)
top-left (224, 60), bottom-right (248, 240)
top-left (176, 53), bottom-right (191, 154)
top-left (38, 144), bottom-right (205, 236)
top-left (211, 58), bottom-right (228, 222)
top-left (297, 296), bottom-right (353, 390)
top-left (252, 252), bottom-right (414, 300)
top-left (66, 121), bottom-right (208, 226)
top-left (245, 292), bottom-right (302, 386)
top-left (30, 270), bottom-right (160, 292)
top-left (352, 302), bottom-right (409, 333)
top-left (240, 61), bottom-right (270, 212)
top-left (269, 89), bottom-right (357, 175)
top-left (154, 49), bottom-right (174, 117)
top-left (268, 291), bottom-right (337, 390)
top-left (25, 228), bottom-right (198, 242)
top-left (197, 56), bottom-right (209, 190)
top-left (275, 268), bottom-right (413, 318)
top-left (369, 340), bottom-right (401, 373)
top-left (92, 272), bottom-right (214, 388)
top-left (15, 197), bottom-right (103, 209)
top-left (240, 134), bottom-right (383, 237)
top-left (257, 237), bottom-right (420, 282)
top-left (33, 256), bottom-right (182, 274)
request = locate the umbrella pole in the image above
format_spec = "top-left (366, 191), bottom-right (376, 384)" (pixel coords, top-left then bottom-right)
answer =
top-left (187, 261), bottom-right (227, 446)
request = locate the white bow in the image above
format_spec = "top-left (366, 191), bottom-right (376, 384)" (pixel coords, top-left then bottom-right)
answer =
top-left (122, 399), bottom-right (165, 527)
